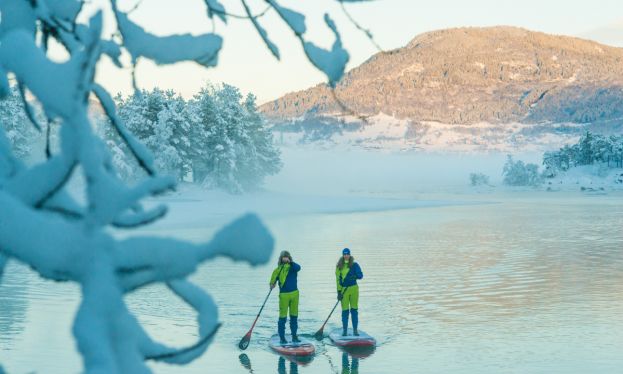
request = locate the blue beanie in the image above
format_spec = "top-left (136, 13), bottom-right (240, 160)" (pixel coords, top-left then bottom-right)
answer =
top-left (342, 248), bottom-right (351, 255)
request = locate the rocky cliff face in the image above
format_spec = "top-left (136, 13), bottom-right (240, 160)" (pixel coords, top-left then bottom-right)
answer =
top-left (261, 26), bottom-right (623, 125)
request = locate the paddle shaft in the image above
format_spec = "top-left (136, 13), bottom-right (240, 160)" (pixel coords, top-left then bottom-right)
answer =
top-left (248, 287), bottom-right (273, 333)
top-left (317, 286), bottom-right (348, 334)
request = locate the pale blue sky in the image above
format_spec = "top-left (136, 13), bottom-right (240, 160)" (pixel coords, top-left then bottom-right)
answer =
top-left (90, 0), bottom-right (623, 103)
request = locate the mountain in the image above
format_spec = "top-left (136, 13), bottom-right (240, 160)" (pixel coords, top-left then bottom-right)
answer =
top-left (261, 26), bottom-right (623, 126)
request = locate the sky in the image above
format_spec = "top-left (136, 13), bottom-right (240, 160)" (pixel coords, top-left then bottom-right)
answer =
top-left (87, 0), bottom-right (623, 104)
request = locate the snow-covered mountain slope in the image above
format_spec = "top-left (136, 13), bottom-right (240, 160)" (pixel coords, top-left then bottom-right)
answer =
top-left (272, 113), bottom-right (595, 153)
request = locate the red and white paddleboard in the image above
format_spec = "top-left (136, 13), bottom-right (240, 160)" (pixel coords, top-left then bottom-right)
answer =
top-left (269, 335), bottom-right (315, 356)
top-left (329, 328), bottom-right (376, 347)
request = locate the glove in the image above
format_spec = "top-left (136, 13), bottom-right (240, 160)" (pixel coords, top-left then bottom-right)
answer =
top-left (337, 292), bottom-right (343, 301)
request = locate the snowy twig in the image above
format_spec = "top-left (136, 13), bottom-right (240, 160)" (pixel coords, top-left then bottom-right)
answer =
top-left (210, 2), bottom-right (271, 20)
top-left (242, 0), bottom-right (280, 59)
top-left (146, 323), bottom-right (222, 361)
top-left (92, 83), bottom-right (156, 175)
top-left (4, 155), bottom-right (76, 208)
top-left (17, 83), bottom-right (43, 132)
top-left (338, 1), bottom-right (383, 52)
top-left (111, 205), bottom-right (168, 228)
top-left (45, 119), bottom-right (53, 159)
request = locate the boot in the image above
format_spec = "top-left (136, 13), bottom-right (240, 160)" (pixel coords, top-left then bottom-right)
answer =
top-left (290, 316), bottom-right (300, 342)
top-left (351, 309), bottom-right (359, 335)
top-left (278, 317), bottom-right (287, 344)
top-left (341, 310), bottom-right (349, 336)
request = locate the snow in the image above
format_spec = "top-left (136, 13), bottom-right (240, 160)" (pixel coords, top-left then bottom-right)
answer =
top-left (0, 1), bottom-right (422, 372)
top-left (204, 0), bottom-right (227, 23)
top-left (0, 3), bottom-right (289, 372)
top-left (0, 0), bottom-right (36, 36)
top-left (302, 14), bottom-right (349, 87)
top-left (543, 165), bottom-right (623, 192)
top-left (274, 112), bottom-right (589, 153)
top-left (268, 0), bottom-right (307, 35)
top-left (92, 83), bottom-right (156, 175)
top-left (113, 9), bottom-right (223, 67)
top-left (0, 30), bottom-right (81, 119)
top-left (44, 0), bottom-right (82, 22)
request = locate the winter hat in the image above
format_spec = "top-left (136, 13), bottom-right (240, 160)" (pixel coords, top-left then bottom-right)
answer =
top-left (342, 248), bottom-right (351, 255)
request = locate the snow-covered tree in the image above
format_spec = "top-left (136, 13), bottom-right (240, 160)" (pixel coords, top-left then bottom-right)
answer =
top-left (0, 0), bottom-right (360, 372)
top-left (0, 85), bottom-right (39, 160)
top-left (503, 155), bottom-right (542, 186)
top-left (239, 92), bottom-right (282, 188)
top-left (541, 131), bottom-right (623, 174)
top-left (111, 84), bottom-right (281, 192)
top-left (114, 89), bottom-right (190, 180)
top-left (186, 84), bottom-right (282, 193)
top-left (469, 172), bottom-right (490, 186)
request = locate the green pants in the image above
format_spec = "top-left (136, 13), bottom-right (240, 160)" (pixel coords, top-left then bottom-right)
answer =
top-left (279, 290), bottom-right (299, 318)
top-left (340, 285), bottom-right (359, 311)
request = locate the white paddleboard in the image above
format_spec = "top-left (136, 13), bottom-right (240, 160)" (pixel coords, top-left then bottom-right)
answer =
top-left (328, 328), bottom-right (376, 347)
top-left (269, 334), bottom-right (315, 356)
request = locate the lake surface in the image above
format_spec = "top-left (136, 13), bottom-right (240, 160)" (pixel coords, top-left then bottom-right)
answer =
top-left (1, 193), bottom-right (623, 373)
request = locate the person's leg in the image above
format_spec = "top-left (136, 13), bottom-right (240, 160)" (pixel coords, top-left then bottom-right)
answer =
top-left (341, 288), bottom-right (351, 336)
top-left (289, 290), bottom-right (299, 342)
top-left (278, 293), bottom-right (288, 343)
top-left (350, 285), bottom-right (359, 335)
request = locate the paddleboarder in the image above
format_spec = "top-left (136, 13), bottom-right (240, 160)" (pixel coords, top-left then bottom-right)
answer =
top-left (336, 248), bottom-right (364, 336)
top-left (270, 250), bottom-right (301, 344)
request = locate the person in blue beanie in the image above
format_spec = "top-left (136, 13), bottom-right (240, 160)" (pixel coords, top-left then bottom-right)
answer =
top-left (335, 247), bottom-right (364, 336)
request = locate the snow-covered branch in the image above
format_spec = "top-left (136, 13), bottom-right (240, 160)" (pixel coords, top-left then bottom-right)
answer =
top-left (0, 0), bottom-right (373, 371)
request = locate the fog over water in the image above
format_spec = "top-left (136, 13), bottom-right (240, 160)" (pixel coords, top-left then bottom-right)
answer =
top-left (265, 148), bottom-right (543, 195)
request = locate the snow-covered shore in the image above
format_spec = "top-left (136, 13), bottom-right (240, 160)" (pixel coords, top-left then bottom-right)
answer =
top-left (542, 165), bottom-right (623, 192)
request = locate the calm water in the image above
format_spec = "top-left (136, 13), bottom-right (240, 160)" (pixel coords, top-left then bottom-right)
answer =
top-left (1, 194), bottom-right (623, 373)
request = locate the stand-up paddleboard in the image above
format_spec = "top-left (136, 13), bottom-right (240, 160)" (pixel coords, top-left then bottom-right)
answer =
top-left (269, 335), bottom-right (315, 356)
top-left (329, 328), bottom-right (376, 347)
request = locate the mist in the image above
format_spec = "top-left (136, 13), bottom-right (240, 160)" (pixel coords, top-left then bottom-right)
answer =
top-left (265, 148), bottom-right (543, 196)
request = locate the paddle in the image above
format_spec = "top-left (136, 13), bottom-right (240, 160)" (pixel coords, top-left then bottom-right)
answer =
top-left (238, 287), bottom-right (273, 350)
top-left (314, 286), bottom-right (348, 340)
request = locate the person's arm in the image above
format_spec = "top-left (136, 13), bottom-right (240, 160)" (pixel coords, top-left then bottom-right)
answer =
top-left (291, 262), bottom-right (301, 272)
top-left (336, 268), bottom-right (343, 293)
top-left (354, 263), bottom-right (363, 280)
top-left (270, 266), bottom-right (281, 288)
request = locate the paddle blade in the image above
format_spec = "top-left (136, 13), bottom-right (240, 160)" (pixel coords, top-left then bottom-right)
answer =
top-left (313, 328), bottom-right (324, 341)
top-left (238, 332), bottom-right (251, 350)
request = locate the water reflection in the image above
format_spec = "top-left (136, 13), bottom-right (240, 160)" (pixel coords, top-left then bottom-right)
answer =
top-left (340, 346), bottom-right (375, 374)
top-left (341, 352), bottom-right (358, 374)
top-left (3, 197), bottom-right (623, 373)
top-left (0, 263), bottom-right (30, 345)
top-left (340, 346), bottom-right (376, 359)
top-left (238, 354), bottom-right (254, 373)
top-left (277, 356), bottom-right (299, 374)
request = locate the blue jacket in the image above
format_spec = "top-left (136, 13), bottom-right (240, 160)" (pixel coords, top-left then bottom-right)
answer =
top-left (336, 262), bottom-right (363, 291)
top-left (270, 262), bottom-right (301, 293)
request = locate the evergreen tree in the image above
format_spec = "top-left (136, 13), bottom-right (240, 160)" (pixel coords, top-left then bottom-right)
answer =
top-left (503, 155), bottom-right (542, 186)
top-left (110, 84), bottom-right (283, 192)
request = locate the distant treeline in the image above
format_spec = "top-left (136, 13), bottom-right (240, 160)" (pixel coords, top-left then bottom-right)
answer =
top-left (491, 131), bottom-right (623, 187)
top-left (543, 131), bottom-right (623, 177)
top-left (0, 84), bottom-right (282, 194)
